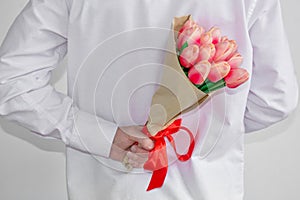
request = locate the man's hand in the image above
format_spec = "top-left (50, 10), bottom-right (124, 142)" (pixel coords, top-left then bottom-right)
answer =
top-left (109, 126), bottom-right (154, 168)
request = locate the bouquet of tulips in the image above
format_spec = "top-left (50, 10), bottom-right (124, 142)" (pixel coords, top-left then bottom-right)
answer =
top-left (177, 17), bottom-right (249, 93)
top-left (142, 15), bottom-right (249, 191)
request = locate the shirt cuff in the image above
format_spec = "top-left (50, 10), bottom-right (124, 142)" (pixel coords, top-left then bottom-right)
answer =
top-left (67, 110), bottom-right (118, 158)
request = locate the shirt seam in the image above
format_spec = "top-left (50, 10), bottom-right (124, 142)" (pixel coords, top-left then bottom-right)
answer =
top-left (246, 0), bottom-right (258, 26)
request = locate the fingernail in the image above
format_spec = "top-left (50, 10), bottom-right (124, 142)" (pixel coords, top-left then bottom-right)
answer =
top-left (148, 143), bottom-right (154, 149)
top-left (131, 145), bottom-right (137, 152)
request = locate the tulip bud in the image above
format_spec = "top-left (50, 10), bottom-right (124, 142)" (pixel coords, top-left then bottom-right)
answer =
top-left (226, 40), bottom-right (238, 60)
top-left (214, 41), bottom-right (230, 62)
top-left (178, 19), bottom-right (198, 35)
top-left (224, 68), bottom-right (249, 88)
top-left (207, 61), bottom-right (231, 82)
top-left (207, 43), bottom-right (216, 61)
top-left (179, 44), bottom-right (200, 68)
top-left (207, 27), bottom-right (221, 44)
top-left (227, 53), bottom-right (243, 68)
top-left (214, 40), bottom-right (237, 62)
top-left (188, 61), bottom-right (211, 85)
top-left (177, 25), bottom-right (203, 50)
top-left (198, 44), bottom-right (212, 61)
top-left (200, 32), bottom-right (213, 45)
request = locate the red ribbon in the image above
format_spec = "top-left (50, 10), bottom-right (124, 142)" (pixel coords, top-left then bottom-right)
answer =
top-left (142, 118), bottom-right (195, 191)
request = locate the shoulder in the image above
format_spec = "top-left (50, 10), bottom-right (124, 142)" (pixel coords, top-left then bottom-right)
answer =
top-left (245, 0), bottom-right (279, 28)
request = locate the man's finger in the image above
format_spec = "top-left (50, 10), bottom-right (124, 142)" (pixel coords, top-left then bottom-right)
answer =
top-left (129, 136), bottom-right (154, 151)
top-left (122, 126), bottom-right (154, 151)
top-left (137, 138), bottom-right (154, 150)
top-left (130, 145), bottom-right (149, 159)
top-left (127, 151), bottom-right (148, 164)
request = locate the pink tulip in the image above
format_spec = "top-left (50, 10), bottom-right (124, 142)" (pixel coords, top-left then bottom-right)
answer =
top-left (213, 41), bottom-right (230, 61)
top-left (227, 53), bottom-right (243, 68)
top-left (176, 19), bottom-right (249, 90)
top-left (200, 32), bottom-right (213, 45)
top-left (198, 44), bottom-right (212, 62)
top-left (226, 40), bottom-right (238, 59)
top-left (188, 61), bottom-right (211, 85)
top-left (207, 27), bottom-right (221, 44)
top-left (207, 61), bottom-right (231, 82)
top-left (213, 40), bottom-right (237, 62)
top-left (177, 25), bottom-right (204, 50)
top-left (207, 43), bottom-right (216, 61)
top-left (179, 44), bottom-right (200, 68)
top-left (224, 68), bottom-right (249, 88)
top-left (178, 19), bottom-right (198, 35)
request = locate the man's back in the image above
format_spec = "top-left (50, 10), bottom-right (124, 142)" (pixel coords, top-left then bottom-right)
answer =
top-left (0, 0), bottom-right (298, 199)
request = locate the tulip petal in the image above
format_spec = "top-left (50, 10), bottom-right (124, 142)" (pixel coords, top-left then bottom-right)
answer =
top-left (226, 40), bottom-right (238, 60)
top-left (200, 32), bottom-right (213, 45)
top-left (198, 45), bottom-right (211, 61)
top-left (224, 68), bottom-right (249, 88)
top-left (208, 27), bottom-right (221, 44)
top-left (214, 39), bottom-right (238, 62)
top-left (177, 25), bottom-right (203, 50)
top-left (207, 61), bottom-right (231, 82)
top-left (221, 36), bottom-right (228, 42)
top-left (178, 19), bottom-right (197, 35)
top-left (214, 41), bottom-right (230, 62)
top-left (188, 61), bottom-right (211, 85)
top-left (207, 43), bottom-right (216, 61)
top-left (188, 26), bottom-right (203, 46)
top-left (179, 45), bottom-right (200, 68)
top-left (227, 53), bottom-right (243, 68)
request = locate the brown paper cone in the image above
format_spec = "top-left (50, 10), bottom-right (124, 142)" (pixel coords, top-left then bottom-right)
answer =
top-left (146, 15), bottom-right (209, 136)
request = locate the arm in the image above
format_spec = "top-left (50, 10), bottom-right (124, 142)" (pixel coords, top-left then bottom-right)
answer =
top-left (244, 0), bottom-right (298, 133)
top-left (0, 0), bottom-right (118, 157)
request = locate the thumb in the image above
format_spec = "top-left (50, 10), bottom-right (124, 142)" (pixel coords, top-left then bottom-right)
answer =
top-left (123, 126), bottom-right (154, 151)
top-left (136, 137), bottom-right (154, 151)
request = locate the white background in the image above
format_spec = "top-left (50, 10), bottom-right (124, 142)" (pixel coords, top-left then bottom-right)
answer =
top-left (0, 0), bottom-right (299, 199)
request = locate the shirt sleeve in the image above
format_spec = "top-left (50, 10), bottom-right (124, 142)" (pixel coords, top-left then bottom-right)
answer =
top-left (0, 0), bottom-right (118, 157)
top-left (244, 0), bottom-right (299, 133)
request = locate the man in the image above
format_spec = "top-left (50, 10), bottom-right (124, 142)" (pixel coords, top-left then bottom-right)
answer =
top-left (0, 0), bottom-right (298, 199)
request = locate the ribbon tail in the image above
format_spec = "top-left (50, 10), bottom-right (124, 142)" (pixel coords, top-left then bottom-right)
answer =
top-left (146, 166), bottom-right (168, 191)
top-left (143, 118), bottom-right (193, 191)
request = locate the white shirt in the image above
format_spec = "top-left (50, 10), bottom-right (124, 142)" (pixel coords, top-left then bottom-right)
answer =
top-left (0, 0), bottom-right (298, 199)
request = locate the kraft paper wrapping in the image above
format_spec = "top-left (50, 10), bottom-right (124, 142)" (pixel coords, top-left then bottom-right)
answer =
top-left (146, 15), bottom-right (209, 136)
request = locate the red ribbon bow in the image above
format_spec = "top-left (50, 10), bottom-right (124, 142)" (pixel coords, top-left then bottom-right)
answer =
top-left (142, 118), bottom-right (195, 191)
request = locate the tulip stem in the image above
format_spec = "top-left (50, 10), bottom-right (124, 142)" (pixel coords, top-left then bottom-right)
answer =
top-left (197, 79), bottom-right (226, 94)
top-left (181, 66), bottom-right (189, 76)
top-left (180, 66), bottom-right (226, 93)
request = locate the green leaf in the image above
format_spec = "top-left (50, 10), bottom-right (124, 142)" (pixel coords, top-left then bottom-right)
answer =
top-left (199, 79), bottom-right (226, 94)
top-left (178, 41), bottom-right (188, 55)
top-left (180, 66), bottom-right (226, 94)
